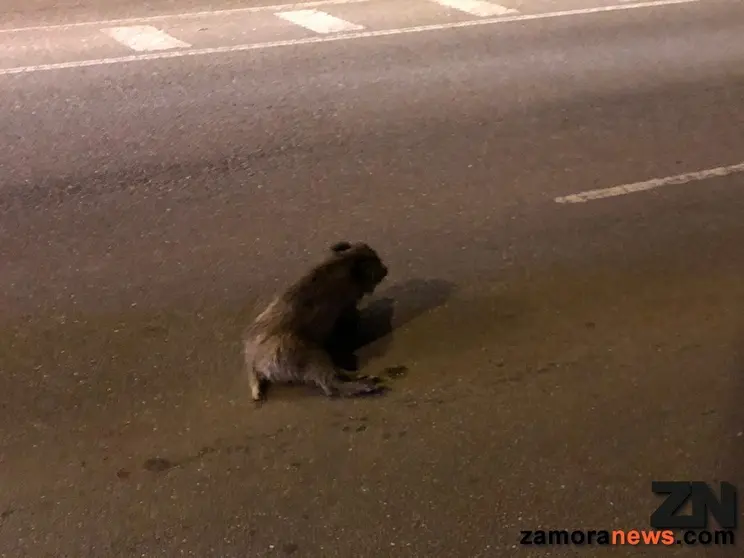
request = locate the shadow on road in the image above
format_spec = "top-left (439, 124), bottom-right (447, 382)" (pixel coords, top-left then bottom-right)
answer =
top-left (330, 278), bottom-right (456, 373)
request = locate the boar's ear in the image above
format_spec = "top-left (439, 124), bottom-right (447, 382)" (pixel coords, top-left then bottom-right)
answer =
top-left (330, 241), bottom-right (353, 253)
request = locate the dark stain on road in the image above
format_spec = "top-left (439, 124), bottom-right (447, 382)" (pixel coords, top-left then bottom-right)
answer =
top-left (491, 361), bottom-right (579, 387)
top-left (197, 446), bottom-right (217, 457)
top-left (143, 457), bottom-right (176, 473)
top-left (383, 365), bottom-right (409, 379)
top-left (282, 542), bottom-right (299, 554)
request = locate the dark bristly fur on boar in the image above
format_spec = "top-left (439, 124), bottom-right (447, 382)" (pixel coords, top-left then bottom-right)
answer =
top-left (243, 241), bottom-right (389, 402)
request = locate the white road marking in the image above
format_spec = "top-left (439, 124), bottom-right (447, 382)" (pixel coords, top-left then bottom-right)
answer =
top-left (275, 9), bottom-right (364, 33)
top-left (431, 0), bottom-right (517, 17)
top-left (0, 0), bottom-right (699, 77)
top-left (555, 161), bottom-right (744, 204)
top-left (0, 0), bottom-right (372, 33)
top-left (102, 25), bottom-right (191, 51)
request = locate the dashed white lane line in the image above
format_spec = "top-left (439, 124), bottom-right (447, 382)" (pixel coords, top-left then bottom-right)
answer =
top-left (0, 0), bottom-right (699, 77)
top-left (275, 9), bottom-right (364, 33)
top-left (102, 25), bottom-right (191, 51)
top-left (0, 0), bottom-right (372, 33)
top-left (432, 0), bottom-right (517, 17)
top-left (555, 161), bottom-right (744, 204)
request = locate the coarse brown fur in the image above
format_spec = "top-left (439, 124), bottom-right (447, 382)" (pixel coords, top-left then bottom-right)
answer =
top-left (243, 241), bottom-right (389, 402)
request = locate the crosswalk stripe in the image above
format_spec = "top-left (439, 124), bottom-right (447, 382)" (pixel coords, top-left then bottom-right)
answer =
top-left (431, 0), bottom-right (517, 17)
top-left (275, 9), bottom-right (365, 34)
top-left (0, 0), bottom-right (700, 76)
top-left (102, 25), bottom-right (191, 51)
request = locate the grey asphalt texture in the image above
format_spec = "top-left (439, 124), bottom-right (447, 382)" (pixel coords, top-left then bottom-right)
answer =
top-left (1, 0), bottom-right (744, 556)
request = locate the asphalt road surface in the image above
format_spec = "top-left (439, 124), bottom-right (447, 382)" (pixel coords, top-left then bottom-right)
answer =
top-left (1, 0), bottom-right (744, 556)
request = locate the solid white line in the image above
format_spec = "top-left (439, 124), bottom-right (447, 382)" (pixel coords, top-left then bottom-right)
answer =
top-left (555, 161), bottom-right (744, 204)
top-left (432, 0), bottom-right (517, 17)
top-left (275, 9), bottom-right (364, 33)
top-left (102, 25), bottom-right (191, 52)
top-left (0, 0), bottom-right (372, 33)
top-left (0, 0), bottom-right (699, 77)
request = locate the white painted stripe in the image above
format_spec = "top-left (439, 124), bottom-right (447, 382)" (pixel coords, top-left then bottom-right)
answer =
top-left (0, 0), bottom-right (699, 77)
top-left (432, 0), bottom-right (517, 17)
top-left (103, 25), bottom-right (191, 52)
top-left (275, 9), bottom-right (364, 33)
top-left (0, 0), bottom-right (372, 33)
top-left (555, 161), bottom-right (744, 204)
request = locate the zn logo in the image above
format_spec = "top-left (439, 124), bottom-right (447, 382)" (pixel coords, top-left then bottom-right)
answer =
top-left (650, 481), bottom-right (738, 530)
